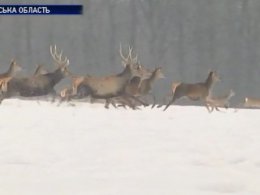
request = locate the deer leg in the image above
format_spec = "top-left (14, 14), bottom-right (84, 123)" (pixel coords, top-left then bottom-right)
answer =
top-left (57, 97), bottom-right (63, 106)
top-left (105, 98), bottom-right (111, 109)
top-left (224, 103), bottom-right (229, 109)
top-left (204, 102), bottom-right (211, 113)
top-left (150, 94), bottom-right (158, 109)
top-left (163, 95), bottom-right (177, 111)
top-left (157, 93), bottom-right (173, 109)
top-left (105, 98), bottom-right (117, 109)
top-left (205, 104), bottom-right (210, 113)
top-left (116, 97), bottom-right (131, 109)
top-left (140, 95), bottom-right (150, 107)
top-left (117, 104), bottom-right (127, 109)
top-left (204, 100), bottom-right (213, 113)
top-left (215, 107), bottom-right (225, 113)
top-left (156, 104), bottom-right (164, 108)
top-left (216, 107), bottom-right (221, 112)
top-left (0, 88), bottom-right (8, 104)
top-left (109, 98), bottom-right (117, 108)
top-left (90, 96), bottom-right (96, 104)
top-left (0, 92), bottom-right (5, 104)
top-left (49, 89), bottom-right (57, 103)
top-left (67, 96), bottom-right (75, 107)
top-left (118, 95), bottom-right (138, 110)
top-left (140, 93), bottom-right (154, 108)
top-left (125, 96), bottom-right (140, 110)
top-left (127, 94), bottom-right (149, 107)
top-left (57, 95), bottom-right (69, 106)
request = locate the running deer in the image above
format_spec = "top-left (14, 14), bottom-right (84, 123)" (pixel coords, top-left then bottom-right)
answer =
top-left (0, 59), bottom-right (22, 78)
top-left (118, 67), bottom-right (164, 108)
top-left (71, 45), bottom-right (150, 109)
top-left (0, 59), bottom-right (22, 100)
top-left (242, 97), bottom-right (260, 108)
top-left (2, 45), bottom-right (70, 100)
top-left (205, 89), bottom-right (235, 112)
top-left (163, 71), bottom-right (220, 111)
top-left (0, 59), bottom-right (22, 89)
top-left (119, 44), bottom-right (153, 79)
top-left (107, 45), bottom-right (154, 109)
top-left (0, 64), bottom-right (49, 102)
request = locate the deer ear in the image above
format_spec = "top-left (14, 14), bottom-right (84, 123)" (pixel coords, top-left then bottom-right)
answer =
top-left (207, 69), bottom-right (211, 73)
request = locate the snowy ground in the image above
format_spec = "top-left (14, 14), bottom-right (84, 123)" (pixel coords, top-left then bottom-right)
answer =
top-left (0, 99), bottom-right (260, 195)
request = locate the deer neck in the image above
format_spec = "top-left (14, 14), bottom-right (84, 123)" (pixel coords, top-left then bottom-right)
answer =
top-left (7, 64), bottom-right (16, 76)
top-left (204, 72), bottom-right (214, 90)
top-left (146, 69), bottom-right (158, 84)
top-left (48, 68), bottom-right (65, 86)
top-left (227, 92), bottom-right (234, 100)
top-left (117, 65), bottom-right (132, 82)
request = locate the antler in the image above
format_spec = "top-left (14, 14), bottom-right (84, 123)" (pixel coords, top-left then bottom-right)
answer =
top-left (50, 45), bottom-right (70, 67)
top-left (119, 44), bottom-right (138, 66)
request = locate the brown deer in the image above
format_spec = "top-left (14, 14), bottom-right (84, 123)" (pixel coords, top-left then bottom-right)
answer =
top-left (0, 59), bottom-right (22, 101)
top-left (119, 44), bottom-right (153, 79)
top-left (205, 89), bottom-right (235, 112)
top-left (163, 71), bottom-right (220, 111)
top-left (1, 64), bottom-right (47, 94)
top-left (117, 67), bottom-right (164, 108)
top-left (136, 67), bottom-right (164, 101)
top-left (0, 59), bottom-right (22, 78)
top-left (71, 46), bottom-right (150, 109)
top-left (1, 45), bottom-right (70, 101)
top-left (242, 97), bottom-right (260, 108)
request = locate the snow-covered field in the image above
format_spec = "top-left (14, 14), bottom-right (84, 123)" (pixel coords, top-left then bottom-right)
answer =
top-left (0, 99), bottom-right (260, 195)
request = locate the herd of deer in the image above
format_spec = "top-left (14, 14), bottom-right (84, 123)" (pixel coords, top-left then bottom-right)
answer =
top-left (0, 45), bottom-right (259, 112)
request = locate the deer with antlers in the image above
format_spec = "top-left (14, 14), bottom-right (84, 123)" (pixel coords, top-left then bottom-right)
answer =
top-left (71, 45), bottom-right (150, 109)
top-left (1, 45), bottom-right (70, 102)
top-left (163, 71), bottom-right (220, 111)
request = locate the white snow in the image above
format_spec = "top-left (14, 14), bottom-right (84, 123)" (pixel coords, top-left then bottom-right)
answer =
top-left (0, 99), bottom-right (260, 195)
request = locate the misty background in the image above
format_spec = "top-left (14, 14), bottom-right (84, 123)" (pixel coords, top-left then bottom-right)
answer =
top-left (0, 0), bottom-right (259, 105)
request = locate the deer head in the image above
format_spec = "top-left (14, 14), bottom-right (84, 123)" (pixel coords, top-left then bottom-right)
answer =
top-left (119, 44), bottom-right (150, 79)
top-left (208, 70), bottom-right (221, 82)
top-left (154, 67), bottom-right (165, 79)
top-left (50, 45), bottom-right (70, 76)
top-left (9, 59), bottom-right (22, 76)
